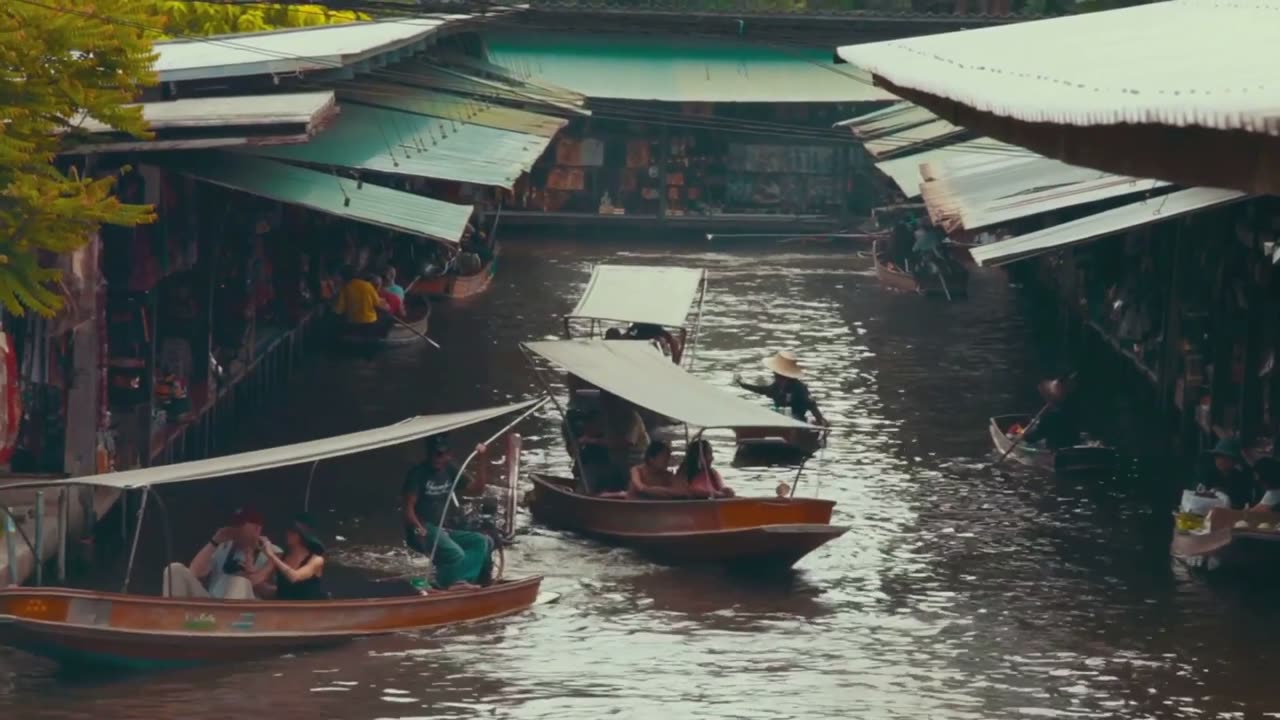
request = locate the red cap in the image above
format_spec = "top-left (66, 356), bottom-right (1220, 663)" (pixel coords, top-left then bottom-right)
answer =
top-left (229, 506), bottom-right (264, 527)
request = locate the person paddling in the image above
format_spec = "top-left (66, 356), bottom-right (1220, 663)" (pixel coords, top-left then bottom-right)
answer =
top-left (735, 350), bottom-right (829, 426)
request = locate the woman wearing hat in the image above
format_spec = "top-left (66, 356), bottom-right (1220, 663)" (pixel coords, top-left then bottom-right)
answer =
top-left (1194, 437), bottom-right (1254, 508)
top-left (735, 351), bottom-right (829, 426)
top-left (1018, 379), bottom-right (1081, 450)
top-left (260, 513), bottom-right (328, 601)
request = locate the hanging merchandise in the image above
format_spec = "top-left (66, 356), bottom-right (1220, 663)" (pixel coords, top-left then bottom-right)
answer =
top-left (0, 332), bottom-right (21, 466)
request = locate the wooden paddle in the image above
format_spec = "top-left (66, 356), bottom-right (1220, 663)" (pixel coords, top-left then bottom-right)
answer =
top-left (992, 372), bottom-right (1079, 468)
top-left (391, 275), bottom-right (441, 349)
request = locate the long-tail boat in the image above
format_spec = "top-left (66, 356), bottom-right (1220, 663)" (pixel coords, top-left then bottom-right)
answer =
top-left (563, 264), bottom-right (708, 430)
top-left (521, 339), bottom-right (848, 571)
top-left (872, 238), bottom-right (969, 299)
top-left (409, 239), bottom-right (499, 300)
top-left (0, 401), bottom-right (547, 670)
top-left (989, 414), bottom-right (1118, 473)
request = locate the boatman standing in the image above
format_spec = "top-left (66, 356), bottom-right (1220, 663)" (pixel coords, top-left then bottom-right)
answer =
top-left (735, 350), bottom-right (829, 427)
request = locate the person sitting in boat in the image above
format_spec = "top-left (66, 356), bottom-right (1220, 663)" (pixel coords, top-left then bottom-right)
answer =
top-left (735, 351), bottom-right (830, 426)
top-left (681, 439), bottom-right (734, 499)
top-left (628, 440), bottom-right (691, 499)
top-left (1193, 437), bottom-right (1253, 508)
top-left (333, 267), bottom-right (390, 336)
top-left (162, 506), bottom-right (276, 600)
top-left (1016, 379), bottom-right (1081, 451)
top-left (259, 512), bottom-right (328, 601)
top-left (1248, 457), bottom-right (1280, 513)
top-left (600, 391), bottom-right (650, 495)
top-left (372, 273), bottom-right (405, 318)
top-left (382, 266), bottom-right (406, 303)
top-left (563, 405), bottom-right (613, 494)
top-left (626, 323), bottom-right (682, 363)
top-left (403, 436), bottom-right (494, 589)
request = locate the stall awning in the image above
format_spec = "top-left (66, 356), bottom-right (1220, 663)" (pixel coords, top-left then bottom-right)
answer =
top-left (168, 154), bottom-right (472, 243)
top-left (389, 58), bottom-right (590, 115)
top-left (962, 175), bottom-right (1171, 232)
top-left (332, 82), bottom-right (567, 138)
top-left (64, 92), bottom-right (339, 154)
top-left (240, 103), bottom-right (554, 189)
top-left (153, 15), bottom-right (471, 82)
top-left (484, 33), bottom-right (894, 103)
top-left (971, 187), bottom-right (1248, 267)
top-left (839, 102), bottom-right (935, 139)
top-left (524, 340), bottom-right (814, 431)
top-left (42, 401), bottom-right (540, 491)
top-left (864, 118), bottom-right (965, 160)
top-left (570, 265), bottom-right (706, 328)
top-left (873, 138), bottom-right (1020, 198)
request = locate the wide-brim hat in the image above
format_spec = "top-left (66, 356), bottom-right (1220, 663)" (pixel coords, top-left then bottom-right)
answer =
top-left (1208, 437), bottom-right (1244, 462)
top-left (1038, 379), bottom-right (1067, 402)
top-left (763, 351), bottom-right (805, 380)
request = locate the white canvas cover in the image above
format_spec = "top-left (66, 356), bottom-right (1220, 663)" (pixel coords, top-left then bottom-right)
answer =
top-left (56, 400), bottom-right (541, 490)
top-left (524, 340), bottom-right (815, 431)
top-left (569, 265), bottom-right (705, 328)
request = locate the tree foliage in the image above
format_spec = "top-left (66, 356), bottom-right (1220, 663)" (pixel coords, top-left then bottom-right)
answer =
top-left (0, 0), bottom-right (158, 317)
top-left (150, 2), bottom-right (366, 36)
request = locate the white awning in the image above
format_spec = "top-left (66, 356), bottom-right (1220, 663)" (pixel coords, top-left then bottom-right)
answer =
top-left (523, 340), bottom-right (814, 431)
top-left (971, 187), bottom-right (1248, 267)
top-left (569, 265), bottom-right (705, 328)
top-left (47, 400), bottom-right (542, 490)
top-left (863, 119), bottom-right (964, 159)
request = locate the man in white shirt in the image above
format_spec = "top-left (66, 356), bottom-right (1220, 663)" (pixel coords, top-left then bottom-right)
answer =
top-left (162, 507), bottom-right (275, 600)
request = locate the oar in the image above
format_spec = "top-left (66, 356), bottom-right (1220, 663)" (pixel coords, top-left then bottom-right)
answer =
top-left (993, 402), bottom-right (1049, 467)
top-left (937, 267), bottom-right (954, 302)
top-left (393, 275), bottom-right (441, 349)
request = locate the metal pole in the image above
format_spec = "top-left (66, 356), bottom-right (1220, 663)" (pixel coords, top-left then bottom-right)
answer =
top-left (33, 491), bottom-right (44, 586)
top-left (121, 487), bottom-right (150, 593)
top-left (57, 487), bottom-right (67, 583)
top-left (4, 511), bottom-right (17, 586)
top-left (428, 398), bottom-right (550, 566)
top-left (683, 271), bottom-right (709, 373)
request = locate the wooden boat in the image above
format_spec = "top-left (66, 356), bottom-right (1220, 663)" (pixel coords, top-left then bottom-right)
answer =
top-left (988, 414), bottom-right (1118, 473)
top-left (409, 241), bottom-right (499, 300)
top-left (529, 475), bottom-right (847, 570)
top-left (872, 239), bottom-right (969, 298)
top-left (522, 339), bottom-right (845, 571)
top-left (0, 578), bottom-right (540, 670)
top-left (1171, 507), bottom-right (1280, 573)
top-left (733, 427), bottom-right (825, 464)
top-left (0, 399), bottom-right (549, 670)
top-left (337, 303), bottom-right (431, 346)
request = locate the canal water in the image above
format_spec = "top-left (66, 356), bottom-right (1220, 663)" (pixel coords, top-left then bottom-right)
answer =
top-left (3, 238), bottom-right (1278, 719)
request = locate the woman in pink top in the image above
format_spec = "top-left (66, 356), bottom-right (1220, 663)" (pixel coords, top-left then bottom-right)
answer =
top-left (680, 439), bottom-right (735, 499)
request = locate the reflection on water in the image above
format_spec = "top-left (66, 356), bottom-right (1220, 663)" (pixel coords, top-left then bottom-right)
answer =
top-left (3, 238), bottom-right (1279, 719)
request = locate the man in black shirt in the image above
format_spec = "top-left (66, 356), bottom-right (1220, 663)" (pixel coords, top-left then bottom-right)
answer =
top-left (735, 350), bottom-right (829, 426)
top-left (402, 436), bottom-right (492, 588)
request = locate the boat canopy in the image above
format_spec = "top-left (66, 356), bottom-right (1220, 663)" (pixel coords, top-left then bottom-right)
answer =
top-left (31, 400), bottom-right (541, 491)
top-left (568, 265), bottom-right (705, 329)
top-left (524, 340), bottom-right (815, 431)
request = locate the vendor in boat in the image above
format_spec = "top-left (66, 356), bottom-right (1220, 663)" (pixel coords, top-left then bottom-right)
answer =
top-left (1016, 379), bottom-right (1081, 451)
top-left (735, 351), bottom-right (830, 426)
top-left (162, 506), bottom-right (276, 600)
top-left (259, 512), bottom-right (328, 601)
top-left (681, 439), bottom-right (735, 499)
top-left (1248, 457), bottom-right (1280, 512)
top-left (628, 440), bottom-right (691, 499)
top-left (333, 267), bottom-right (391, 335)
top-left (1193, 437), bottom-right (1254, 508)
top-left (372, 273), bottom-right (405, 318)
top-left (403, 435), bottom-right (494, 589)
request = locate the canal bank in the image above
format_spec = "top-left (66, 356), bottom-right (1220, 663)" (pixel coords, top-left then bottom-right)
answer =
top-left (3, 238), bottom-right (1274, 719)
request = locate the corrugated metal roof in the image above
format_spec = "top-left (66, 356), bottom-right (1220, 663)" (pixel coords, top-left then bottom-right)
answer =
top-left (864, 118), bottom-right (964, 159)
top-left (964, 175), bottom-right (1172, 231)
top-left (168, 154), bottom-right (472, 243)
top-left (841, 102), bottom-right (936, 139)
top-left (872, 138), bottom-right (1018, 198)
top-left (64, 136), bottom-right (313, 155)
top-left (835, 101), bottom-right (913, 128)
top-left (427, 53), bottom-right (589, 109)
top-left (78, 92), bottom-right (337, 133)
top-left (239, 103), bottom-right (553, 189)
top-left (153, 16), bottom-right (470, 82)
top-left (388, 61), bottom-right (592, 116)
top-left (835, 0), bottom-right (1280, 135)
top-left (332, 82), bottom-right (567, 138)
top-left (484, 33), bottom-right (894, 103)
top-left (971, 187), bottom-right (1249, 267)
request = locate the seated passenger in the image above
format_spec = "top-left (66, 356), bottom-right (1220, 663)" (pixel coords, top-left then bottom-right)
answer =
top-left (372, 274), bottom-right (404, 318)
top-left (1249, 457), bottom-right (1280, 512)
top-left (260, 512), bottom-right (328, 601)
top-left (629, 440), bottom-right (690, 499)
top-left (563, 406), bottom-right (613, 494)
top-left (382, 266), bottom-right (406, 302)
top-left (163, 507), bottom-right (275, 599)
top-left (334, 267), bottom-right (390, 337)
top-left (681, 439), bottom-right (735, 499)
top-left (600, 391), bottom-right (649, 494)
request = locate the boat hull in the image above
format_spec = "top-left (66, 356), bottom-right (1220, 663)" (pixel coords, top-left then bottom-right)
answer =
top-left (528, 474), bottom-right (846, 569)
top-left (733, 427), bottom-right (825, 464)
top-left (409, 243), bottom-right (499, 300)
top-left (989, 414), bottom-right (1117, 473)
top-left (872, 239), bottom-right (969, 297)
top-left (1171, 508), bottom-right (1280, 573)
top-left (337, 304), bottom-right (430, 346)
top-left (0, 576), bottom-right (542, 670)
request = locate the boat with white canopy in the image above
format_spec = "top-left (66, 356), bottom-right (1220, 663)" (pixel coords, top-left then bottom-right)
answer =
top-left (0, 400), bottom-right (546, 670)
top-left (564, 264), bottom-right (708, 366)
top-left (521, 339), bottom-right (847, 570)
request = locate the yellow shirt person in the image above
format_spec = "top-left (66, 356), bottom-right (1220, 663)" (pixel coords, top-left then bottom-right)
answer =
top-left (334, 277), bottom-right (381, 325)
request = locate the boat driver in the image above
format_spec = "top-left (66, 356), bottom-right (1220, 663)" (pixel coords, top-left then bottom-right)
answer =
top-left (735, 350), bottom-right (829, 427)
top-left (1018, 379), bottom-right (1080, 450)
top-left (162, 506), bottom-right (277, 600)
top-left (402, 435), bottom-right (494, 589)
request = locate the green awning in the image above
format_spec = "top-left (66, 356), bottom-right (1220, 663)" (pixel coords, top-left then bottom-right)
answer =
top-left (331, 81), bottom-right (567, 137)
top-left (483, 33), bottom-right (896, 103)
top-left (239, 102), bottom-right (554, 188)
top-left (169, 154), bottom-right (472, 243)
top-left (387, 57), bottom-right (589, 115)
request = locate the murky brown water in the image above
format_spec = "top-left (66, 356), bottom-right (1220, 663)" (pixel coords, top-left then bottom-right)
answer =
top-left (3, 238), bottom-right (1278, 719)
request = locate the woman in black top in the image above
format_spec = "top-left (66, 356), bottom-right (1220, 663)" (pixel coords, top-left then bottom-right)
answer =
top-left (262, 513), bottom-right (328, 601)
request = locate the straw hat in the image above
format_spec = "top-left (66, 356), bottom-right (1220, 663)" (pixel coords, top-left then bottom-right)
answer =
top-left (1038, 379), bottom-right (1067, 403)
top-left (763, 351), bottom-right (805, 380)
